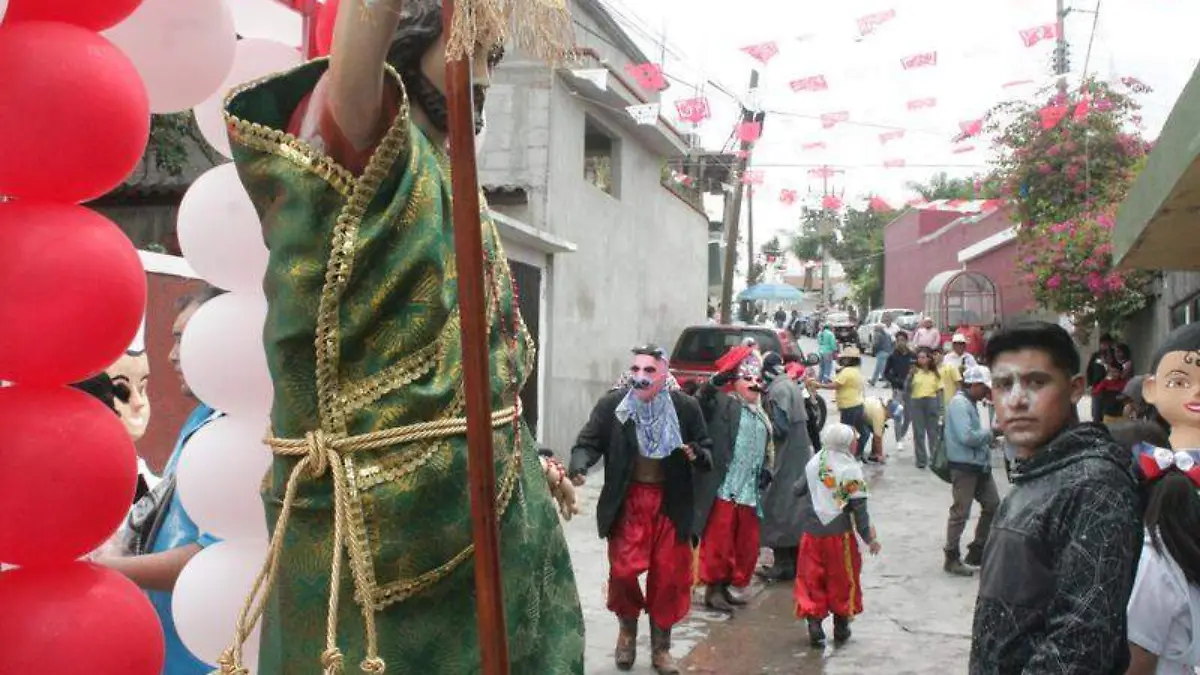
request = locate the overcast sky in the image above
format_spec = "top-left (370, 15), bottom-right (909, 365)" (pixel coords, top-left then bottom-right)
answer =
top-left (600, 0), bottom-right (1200, 247)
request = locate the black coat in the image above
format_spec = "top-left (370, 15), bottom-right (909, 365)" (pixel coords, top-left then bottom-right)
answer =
top-left (970, 424), bottom-right (1141, 675)
top-left (568, 389), bottom-right (713, 542)
top-left (692, 385), bottom-right (774, 538)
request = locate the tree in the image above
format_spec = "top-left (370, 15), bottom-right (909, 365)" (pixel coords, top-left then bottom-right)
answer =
top-left (134, 112), bottom-right (223, 182)
top-left (905, 172), bottom-right (1000, 202)
top-left (988, 78), bottom-right (1154, 333)
top-left (789, 205), bottom-right (894, 308)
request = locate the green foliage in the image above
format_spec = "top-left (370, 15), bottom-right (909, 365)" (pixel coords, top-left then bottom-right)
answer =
top-left (789, 205), bottom-right (894, 307)
top-left (905, 172), bottom-right (1001, 202)
top-left (988, 78), bottom-right (1154, 331)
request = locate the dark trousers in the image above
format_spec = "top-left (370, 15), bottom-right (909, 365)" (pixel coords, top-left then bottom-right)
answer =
top-left (839, 405), bottom-right (868, 457)
top-left (945, 469), bottom-right (1000, 555)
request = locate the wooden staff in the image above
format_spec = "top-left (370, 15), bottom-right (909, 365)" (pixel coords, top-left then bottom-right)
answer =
top-left (441, 2), bottom-right (511, 673)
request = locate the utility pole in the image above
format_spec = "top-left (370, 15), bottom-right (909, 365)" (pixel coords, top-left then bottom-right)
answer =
top-left (718, 70), bottom-right (764, 324)
top-left (746, 185), bottom-right (755, 287)
top-left (1054, 0), bottom-right (1070, 94)
top-left (811, 165), bottom-right (844, 309)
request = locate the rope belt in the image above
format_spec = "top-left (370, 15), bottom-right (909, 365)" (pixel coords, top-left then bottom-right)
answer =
top-left (215, 403), bottom-right (522, 675)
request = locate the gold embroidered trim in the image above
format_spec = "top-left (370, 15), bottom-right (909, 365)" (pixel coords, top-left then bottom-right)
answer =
top-left (223, 57), bottom-right (357, 198)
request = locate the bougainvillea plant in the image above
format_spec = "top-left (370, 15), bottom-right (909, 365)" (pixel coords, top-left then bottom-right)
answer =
top-left (987, 77), bottom-right (1155, 331)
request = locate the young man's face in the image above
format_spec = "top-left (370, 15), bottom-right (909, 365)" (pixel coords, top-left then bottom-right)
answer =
top-left (168, 300), bottom-right (203, 399)
top-left (1143, 349), bottom-right (1200, 434)
top-left (991, 348), bottom-right (1084, 456)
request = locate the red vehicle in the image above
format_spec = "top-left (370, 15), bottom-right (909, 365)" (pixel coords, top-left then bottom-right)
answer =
top-left (669, 325), bottom-right (826, 429)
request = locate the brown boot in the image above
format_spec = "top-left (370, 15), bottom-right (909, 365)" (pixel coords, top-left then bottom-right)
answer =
top-left (704, 584), bottom-right (734, 613)
top-left (614, 617), bottom-right (637, 670)
top-left (650, 624), bottom-right (680, 675)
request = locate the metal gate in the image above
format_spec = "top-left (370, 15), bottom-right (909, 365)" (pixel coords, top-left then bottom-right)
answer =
top-left (508, 260), bottom-right (541, 433)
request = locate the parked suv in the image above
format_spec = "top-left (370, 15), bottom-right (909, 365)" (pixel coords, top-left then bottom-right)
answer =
top-left (669, 325), bottom-right (802, 388)
top-left (857, 307), bottom-right (917, 354)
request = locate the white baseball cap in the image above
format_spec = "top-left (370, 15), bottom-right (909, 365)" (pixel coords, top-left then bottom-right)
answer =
top-left (963, 365), bottom-right (992, 387)
top-left (952, 333), bottom-right (969, 344)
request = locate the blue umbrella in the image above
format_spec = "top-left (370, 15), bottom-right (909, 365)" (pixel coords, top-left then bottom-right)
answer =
top-left (737, 283), bottom-right (806, 302)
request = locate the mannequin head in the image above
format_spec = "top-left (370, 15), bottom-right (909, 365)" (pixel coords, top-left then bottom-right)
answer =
top-left (1143, 322), bottom-right (1200, 450)
top-left (106, 350), bottom-right (151, 441)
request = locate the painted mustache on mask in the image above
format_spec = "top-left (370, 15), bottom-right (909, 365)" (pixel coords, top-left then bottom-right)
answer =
top-left (630, 376), bottom-right (655, 390)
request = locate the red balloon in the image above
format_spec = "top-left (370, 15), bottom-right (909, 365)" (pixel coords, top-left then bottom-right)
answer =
top-left (0, 202), bottom-right (146, 386)
top-left (315, 0), bottom-right (339, 57)
top-left (0, 22), bottom-right (150, 203)
top-left (0, 563), bottom-right (164, 674)
top-left (3, 0), bottom-right (144, 32)
top-left (0, 387), bottom-right (138, 567)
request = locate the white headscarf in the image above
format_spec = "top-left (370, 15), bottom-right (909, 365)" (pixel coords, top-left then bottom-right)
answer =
top-left (806, 423), bottom-right (869, 525)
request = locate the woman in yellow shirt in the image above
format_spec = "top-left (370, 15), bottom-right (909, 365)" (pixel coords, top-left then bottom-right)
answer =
top-left (905, 347), bottom-right (942, 469)
top-left (809, 347), bottom-right (869, 458)
top-left (935, 348), bottom-right (962, 412)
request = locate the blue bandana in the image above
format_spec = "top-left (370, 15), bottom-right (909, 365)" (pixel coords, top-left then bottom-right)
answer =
top-left (615, 387), bottom-right (684, 459)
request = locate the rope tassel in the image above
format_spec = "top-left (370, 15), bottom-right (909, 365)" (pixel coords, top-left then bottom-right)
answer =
top-left (211, 405), bottom-right (522, 675)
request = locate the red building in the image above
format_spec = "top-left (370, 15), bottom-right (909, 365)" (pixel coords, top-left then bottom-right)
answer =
top-left (882, 200), bottom-right (1037, 328)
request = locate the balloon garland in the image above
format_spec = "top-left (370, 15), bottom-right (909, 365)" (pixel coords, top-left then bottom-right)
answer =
top-left (0, 2), bottom-right (161, 673)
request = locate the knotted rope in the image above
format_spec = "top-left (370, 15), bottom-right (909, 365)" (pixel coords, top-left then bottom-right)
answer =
top-left (214, 403), bottom-right (520, 675)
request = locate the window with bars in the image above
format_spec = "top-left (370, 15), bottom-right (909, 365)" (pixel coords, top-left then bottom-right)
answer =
top-left (1170, 292), bottom-right (1200, 329)
top-left (583, 116), bottom-right (620, 197)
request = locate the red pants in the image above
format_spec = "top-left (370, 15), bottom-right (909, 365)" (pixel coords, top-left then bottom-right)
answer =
top-left (699, 498), bottom-right (760, 588)
top-left (793, 531), bottom-right (863, 619)
top-left (607, 483), bottom-right (694, 629)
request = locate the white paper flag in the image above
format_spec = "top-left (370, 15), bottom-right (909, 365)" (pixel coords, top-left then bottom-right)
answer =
top-left (626, 103), bottom-right (660, 125)
top-left (571, 68), bottom-right (608, 90)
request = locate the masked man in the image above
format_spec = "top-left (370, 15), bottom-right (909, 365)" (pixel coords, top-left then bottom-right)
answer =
top-left (569, 345), bottom-right (713, 674)
top-left (694, 345), bottom-right (774, 613)
top-left (758, 352), bottom-right (812, 581)
top-left (221, 0), bottom-right (583, 672)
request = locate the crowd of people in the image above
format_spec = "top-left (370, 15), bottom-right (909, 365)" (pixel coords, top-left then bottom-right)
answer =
top-left (568, 315), bottom-right (1200, 674)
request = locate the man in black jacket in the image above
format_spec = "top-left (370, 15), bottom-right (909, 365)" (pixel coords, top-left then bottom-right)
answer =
top-left (569, 344), bottom-right (712, 675)
top-left (970, 322), bottom-right (1140, 675)
top-left (883, 331), bottom-right (916, 445)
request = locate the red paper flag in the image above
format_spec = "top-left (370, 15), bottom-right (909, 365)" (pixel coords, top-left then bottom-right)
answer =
top-left (809, 166), bottom-right (836, 179)
top-left (675, 97), bottom-right (711, 124)
top-left (900, 51), bottom-right (937, 70)
top-left (820, 111), bottom-right (849, 129)
top-left (959, 119), bottom-right (983, 137)
top-left (821, 194), bottom-right (843, 210)
top-left (883, 159), bottom-right (906, 168)
top-left (1072, 97), bottom-right (1090, 122)
top-left (737, 121), bottom-right (763, 143)
top-left (741, 41), bottom-right (780, 64)
top-left (780, 189), bottom-right (798, 205)
top-left (625, 63), bottom-right (667, 91)
top-left (857, 9), bottom-right (897, 36)
top-left (879, 129), bottom-right (905, 144)
top-left (1002, 79), bottom-right (1035, 89)
top-left (1018, 23), bottom-right (1058, 47)
top-left (868, 196), bottom-right (893, 212)
top-left (801, 141), bottom-right (827, 151)
top-left (907, 97), bottom-right (936, 111)
top-left (952, 145), bottom-right (976, 154)
top-left (742, 170), bottom-right (764, 185)
top-left (1039, 104), bottom-right (1069, 130)
top-left (789, 75), bottom-right (829, 93)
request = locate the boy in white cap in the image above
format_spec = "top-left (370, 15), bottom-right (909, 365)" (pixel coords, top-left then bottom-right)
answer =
top-left (943, 334), bottom-right (979, 372)
top-left (943, 365), bottom-right (1001, 576)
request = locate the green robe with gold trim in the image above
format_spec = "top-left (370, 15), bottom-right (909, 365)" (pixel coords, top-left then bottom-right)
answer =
top-left (224, 61), bottom-right (585, 674)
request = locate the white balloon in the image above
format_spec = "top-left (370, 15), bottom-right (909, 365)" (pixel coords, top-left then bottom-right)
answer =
top-left (174, 540), bottom-right (267, 673)
top-left (177, 415), bottom-right (272, 541)
top-left (194, 39), bottom-right (302, 158)
top-left (103, 0), bottom-right (237, 113)
top-left (178, 163), bottom-right (268, 293)
top-left (180, 293), bottom-right (273, 418)
top-left (228, 0), bottom-right (302, 46)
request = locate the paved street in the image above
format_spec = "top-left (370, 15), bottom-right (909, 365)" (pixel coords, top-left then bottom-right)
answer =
top-left (561, 337), bottom-right (1011, 673)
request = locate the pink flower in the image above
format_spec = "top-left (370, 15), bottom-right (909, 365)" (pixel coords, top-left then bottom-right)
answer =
top-left (1107, 275), bottom-right (1125, 291)
top-left (1047, 274), bottom-right (1062, 289)
top-left (1038, 163), bottom-right (1052, 175)
top-left (1065, 165), bottom-right (1079, 179)
top-left (1086, 271), bottom-right (1104, 294)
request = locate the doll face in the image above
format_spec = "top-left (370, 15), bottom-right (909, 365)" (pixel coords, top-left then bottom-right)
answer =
top-left (106, 352), bottom-right (151, 441)
top-left (1144, 349), bottom-right (1200, 435)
